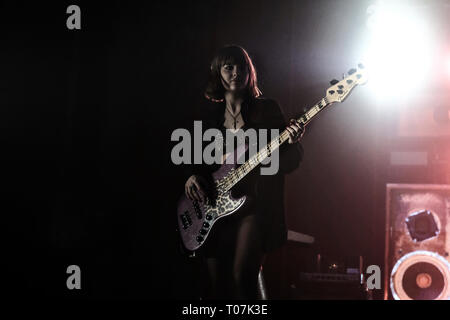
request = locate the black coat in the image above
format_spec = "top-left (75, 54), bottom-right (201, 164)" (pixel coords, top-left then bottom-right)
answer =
top-left (181, 96), bottom-right (303, 252)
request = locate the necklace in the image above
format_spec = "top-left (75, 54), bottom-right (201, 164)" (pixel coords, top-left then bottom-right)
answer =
top-left (225, 106), bottom-right (241, 130)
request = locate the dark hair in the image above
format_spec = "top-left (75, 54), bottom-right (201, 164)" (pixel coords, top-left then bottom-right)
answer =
top-left (204, 45), bottom-right (262, 102)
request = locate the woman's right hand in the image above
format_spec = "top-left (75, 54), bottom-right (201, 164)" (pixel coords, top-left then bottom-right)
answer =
top-left (185, 175), bottom-right (208, 202)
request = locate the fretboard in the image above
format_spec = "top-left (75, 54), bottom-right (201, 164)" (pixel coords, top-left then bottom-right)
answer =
top-left (222, 97), bottom-right (330, 191)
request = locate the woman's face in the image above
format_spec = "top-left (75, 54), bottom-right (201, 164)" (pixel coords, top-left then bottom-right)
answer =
top-left (220, 63), bottom-right (249, 93)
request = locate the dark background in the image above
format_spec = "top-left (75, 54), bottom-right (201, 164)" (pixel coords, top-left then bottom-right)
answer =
top-left (1, 0), bottom-right (450, 300)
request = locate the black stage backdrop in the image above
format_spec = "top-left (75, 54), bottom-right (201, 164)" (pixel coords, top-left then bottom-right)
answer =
top-left (3, 0), bottom-right (444, 300)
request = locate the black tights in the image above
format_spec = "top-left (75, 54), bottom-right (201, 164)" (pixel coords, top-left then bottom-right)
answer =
top-left (202, 214), bottom-right (265, 300)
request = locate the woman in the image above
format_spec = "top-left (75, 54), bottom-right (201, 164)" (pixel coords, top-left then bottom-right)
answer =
top-left (183, 45), bottom-right (304, 299)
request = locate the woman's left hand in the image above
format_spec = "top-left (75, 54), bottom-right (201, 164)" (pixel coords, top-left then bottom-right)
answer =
top-left (286, 119), bottom-right (305, 144)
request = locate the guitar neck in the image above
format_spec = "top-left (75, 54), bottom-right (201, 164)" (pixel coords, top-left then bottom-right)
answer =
top-left (222, 97), bottom-right (331, 191)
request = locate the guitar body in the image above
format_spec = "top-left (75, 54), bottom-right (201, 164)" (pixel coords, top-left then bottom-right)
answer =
top-left (177, 142), bottom-right (249, 251)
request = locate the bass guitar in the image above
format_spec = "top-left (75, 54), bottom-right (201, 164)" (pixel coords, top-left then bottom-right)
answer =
top-left (177, 64), bottom-right (368, 251)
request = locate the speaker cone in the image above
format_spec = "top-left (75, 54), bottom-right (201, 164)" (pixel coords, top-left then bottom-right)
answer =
top-left (391, 251), bottom-right (450, 300)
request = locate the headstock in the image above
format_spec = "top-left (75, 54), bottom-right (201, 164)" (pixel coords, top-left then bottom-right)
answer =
top-left (326, 63), bottom-right (368, 103)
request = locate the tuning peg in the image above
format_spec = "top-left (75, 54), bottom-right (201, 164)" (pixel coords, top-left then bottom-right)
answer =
top-left (358, 63), bottom-right (365, 69)
top-left (330, 79), bottom-right (339, 85)
top-left (348, 68), bottom-right (357, 75)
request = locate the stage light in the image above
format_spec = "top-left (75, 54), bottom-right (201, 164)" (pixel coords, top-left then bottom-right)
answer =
top-left (363, 1), bottom-right (435, 102)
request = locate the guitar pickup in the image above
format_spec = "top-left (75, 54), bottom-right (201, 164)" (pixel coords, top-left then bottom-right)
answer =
top-left (192, 201), bottom-right (203, 219)
top-left (180, 211), bottom-right (192, 229)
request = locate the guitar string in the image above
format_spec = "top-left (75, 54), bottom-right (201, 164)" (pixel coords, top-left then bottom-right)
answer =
top-left (221, 97), bottom-right (331, 189)
top-left (221, 78), bottom-right (359, 188)
top-left (211, 81), bottom-right (359, 204)
top-left (222, 92), bottom-right (351, 189)
top-left (222, 123), bottom-right (296, 188)
top-left (222, 130), bottom-right (290, 189)
top-left (224, 100), bottom-right (313, 185)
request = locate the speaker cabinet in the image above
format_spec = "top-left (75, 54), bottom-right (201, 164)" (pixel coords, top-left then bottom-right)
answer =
top-left (385, 184), bottom-right (450, 300)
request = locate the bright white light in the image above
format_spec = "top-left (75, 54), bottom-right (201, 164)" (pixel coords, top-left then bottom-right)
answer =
top-left (363, 1), bottom-right (435, 102)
